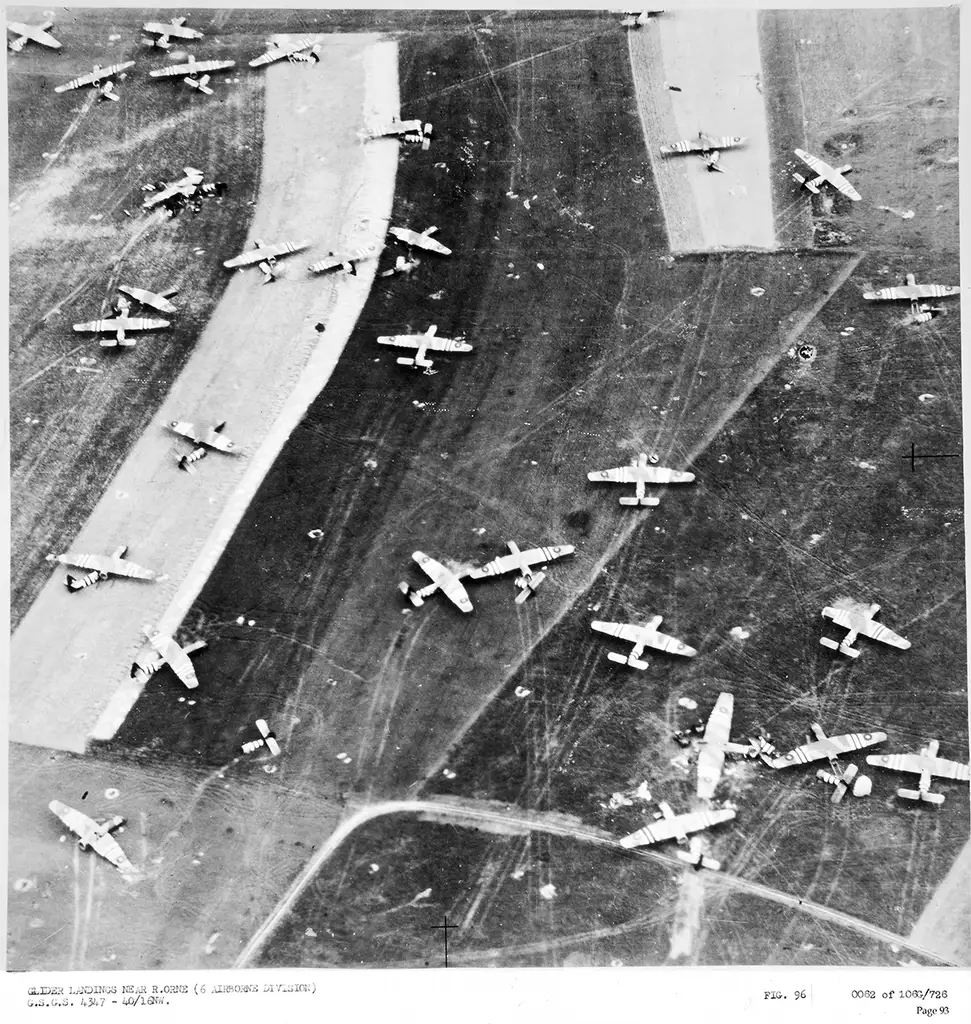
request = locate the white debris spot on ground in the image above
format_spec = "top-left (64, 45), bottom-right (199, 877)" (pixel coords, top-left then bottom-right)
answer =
top-left (877, 205), bottom-right (915, 219)
top-left (472, 527), bottom-right (486, 535)
top-left (13, 878), bottom-right (36, 893)
top-left (369, 863), bottom-right (380, 873)
top-left (204, 932), bottom-right (220, 955)
top-left (305, 927), bottom-right (317, 938)
top-left (308, 528), bottom-right (324, 540)
top-left (414, 888), bottom-right (432, 902)
top-left (514, 686), bottom-right (532, 698)
top-left (539, 883), bottom-right (557, 900)
top-left (678, 697), bottom-right (698, 710)
top-left (248, 619), bottom-right (255, 627)
top-left (608, 792), bottom-right (634, 810)
top-left (853, 460), bottom-right (877, 471)
top-left (670, 755), bottom-right (690, 773)
top-left (511, 868), bottom-right (525, 880)
top-left (429, 290), bottom-right (444, 300)
top-left (918, 394), bottom-right (936, 403)
top-left (809, 533), bottom-right (824, 545)
top-left (236, 616), bottom-right (245, 625)
top-left (729, 626), bottom-right (751, 640)
top-left (104, 788), bottom-right (119, 800)
top-left (537, 262), bottom-right (544, 270)
top-left (750, 286), bottom-right (765, 297)
top-left (635, 782), bottom-right (652, 802)
top-left (363, 458), bottom-right (378, 470)
top-left (442, 768), bottom-right (456, 779)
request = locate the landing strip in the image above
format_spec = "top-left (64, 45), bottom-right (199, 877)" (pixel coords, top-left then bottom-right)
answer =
top-left (628, 9), bottom-right (775, 251)
top-left (10, 35), bottom-right (399, 753)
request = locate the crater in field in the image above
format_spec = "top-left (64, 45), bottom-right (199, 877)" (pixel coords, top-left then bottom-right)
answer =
top-left (564, 508), bottom-right (593, 536)
top-left (822, 132), bottom-right (864, 157)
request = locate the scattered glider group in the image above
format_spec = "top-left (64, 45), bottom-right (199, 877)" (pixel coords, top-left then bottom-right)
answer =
top-left (399, 541), bottom-right (574, 613)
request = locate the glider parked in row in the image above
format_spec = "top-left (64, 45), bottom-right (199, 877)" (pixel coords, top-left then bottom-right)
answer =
top-left (660, 132), bottom-right (745, 157)
top-left (308, 244), bottom-right (380, 277)
top-left (592, 617), bottom-right (697, 670)
top-left (47, 545), bottom-right (159, 592)
top-left (54, 61), bottom-right (135, 101)
top-left (249, 38), bottom-right (319, 67)
top-left (587, 452), bottom-right (695, 507)
top-left (7, 19), bottom-right (61, 51)
top-left (143, 16), bottom-right (204, 50)
top-left (132, 638), bottom-right (206, 684)
top-left (149, 56), bottom-right (236, 95)
top-left (224, 239), bottom-right (311, 283)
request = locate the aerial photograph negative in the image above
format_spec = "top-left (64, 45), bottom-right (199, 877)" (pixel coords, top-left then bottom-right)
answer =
top-left (6, 4), bottom-right (967, 973)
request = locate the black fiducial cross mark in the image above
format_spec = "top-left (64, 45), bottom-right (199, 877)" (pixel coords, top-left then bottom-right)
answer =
top-left (901, 443), bottom-right (962, 472)
top-left (429, 915), bottom-right (459, 967)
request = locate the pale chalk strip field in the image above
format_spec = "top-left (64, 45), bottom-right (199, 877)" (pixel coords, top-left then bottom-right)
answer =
top-left (629, 10), bottom-right (775, 252)
top-left (11, 35), bottom-right (399, 753)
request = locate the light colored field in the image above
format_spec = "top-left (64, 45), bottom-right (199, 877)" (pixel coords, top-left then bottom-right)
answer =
top-left (628, 11), bottom-right (775, 251)
top-left (910, 836), bottom-right (971, 965)
top-left (10, 35), bottom-right (399, 753)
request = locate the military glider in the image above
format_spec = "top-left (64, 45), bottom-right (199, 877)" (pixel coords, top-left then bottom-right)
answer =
top-left (466, 541), bottom-right (575, 604)
top-left (867, 740), bottom-right (970, 806)
top-left (676, 836), bottom-right (722, 871)
top-left (592, 616), bottom-right (697, 670)
top-left (143, 16), bottom-right (204, 49)
top-left (49, 800), bottom-right (138, 877)
top-left (249, 38), bottom-right (319, 67)
top-left (768, 723), bottom-right (886, 770)
top-left (793, 147), bottom-right (861, 201)
top-left (132, 640), bottom-right (207, 684)
top-left (587, 452), bottom-right (695, 507)
top-left (224, 239), bottom-right (312, 283)
top-left (820, 602), bottom-right (911, 659)
top-left (377, 325), bottom-right (472, 374)
top-left (388, 225), bottom-right (452, 256)
top-left (117, 284), bottom-right (180, 314)
top-left (7, 19), bottom-right (62, 51)
top-left (149, 56), bottom-right (236, 95)
top-left (619, 800), bottom-right (735, 850)
top-left (54, 61), bottom-right (135, 101)
top-left (695, 692), bottom-right (768, 801)
top-left (863, 272), bottom-right (960, 304)
top-left (308, 244), bottom-right (380, 277)
top-left (46, 544), bottom-right (159, 592)
top-left (367, 116), bottom-right (433, 149)
top-left (73, 313), bottom-right (170, 347)
top-left (133, 627), bottom-right (204, 689)
top-left (660, 132), bottom-right (746, 157)
top-left (399, 551), bottom-right (474, 613)
top-left (242, 719), bottom-right (282, 757)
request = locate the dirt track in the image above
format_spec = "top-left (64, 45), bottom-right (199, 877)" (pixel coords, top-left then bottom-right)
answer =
top-left (10, 35), bottom-right (399, 753)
